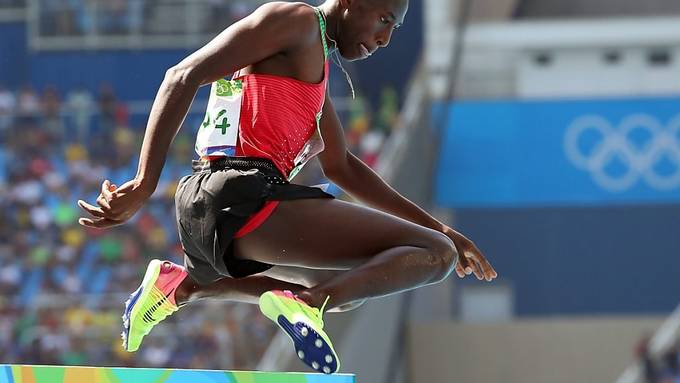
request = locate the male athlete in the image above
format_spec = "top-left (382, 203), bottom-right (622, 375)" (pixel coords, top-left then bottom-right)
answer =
top-left (78, 0), bottom-right (497, 374)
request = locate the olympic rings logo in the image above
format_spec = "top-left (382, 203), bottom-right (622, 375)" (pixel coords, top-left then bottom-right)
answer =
top-left (564, 114), bottom-right (680, 192)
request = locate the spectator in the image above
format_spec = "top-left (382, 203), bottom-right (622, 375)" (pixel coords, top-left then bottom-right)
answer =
top-left (16, 85), bottom-right (40, 122)
top-left (97, 82), bottom-right (117, 132)
top-left (376, 86), bottom-right (399, 134)
top-left (0, 84), bottom-right (16, 132)
top-left (42, 86), bottom-right (65, 143)
top-left (65, 85), bottom-right (94, 142)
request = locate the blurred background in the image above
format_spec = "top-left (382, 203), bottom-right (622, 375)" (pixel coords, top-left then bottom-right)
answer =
top-left (1, 0), bottom-right (680, 382)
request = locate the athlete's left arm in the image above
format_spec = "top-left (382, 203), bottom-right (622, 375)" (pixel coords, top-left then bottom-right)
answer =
top-left (318, 94), bottom-right (442, 231)
top-left (317, 94), bottom-right (497, 281)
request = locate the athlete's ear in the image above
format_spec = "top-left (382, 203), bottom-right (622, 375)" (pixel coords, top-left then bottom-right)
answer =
top-left (339, 0), bottom-right (352, 11)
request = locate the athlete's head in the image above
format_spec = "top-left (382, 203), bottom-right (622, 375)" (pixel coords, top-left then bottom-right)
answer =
top-left (326, 0), bottom-right (408, 61)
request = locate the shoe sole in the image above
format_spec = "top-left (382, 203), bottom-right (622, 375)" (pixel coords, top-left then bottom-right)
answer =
top-left (259, 292), bottom-right (339, 374)
top-left (122, 259), bottom-right (162, 352)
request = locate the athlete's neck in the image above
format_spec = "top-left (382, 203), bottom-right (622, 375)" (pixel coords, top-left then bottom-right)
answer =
top-left (318, 1), bottom-right (342, 50)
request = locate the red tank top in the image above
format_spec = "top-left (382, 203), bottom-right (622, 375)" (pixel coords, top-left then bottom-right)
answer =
top-left (233, 60), bottom-right (329, 177)
top-left (232, 7), bottom-right (330, 238)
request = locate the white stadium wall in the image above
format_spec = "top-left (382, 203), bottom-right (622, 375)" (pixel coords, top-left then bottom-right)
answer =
top-left (408, 317), bottom-right (663, 383)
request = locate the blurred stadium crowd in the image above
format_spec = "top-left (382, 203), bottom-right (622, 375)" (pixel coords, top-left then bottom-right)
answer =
top-left (0, 77), bottom-right (398, 368)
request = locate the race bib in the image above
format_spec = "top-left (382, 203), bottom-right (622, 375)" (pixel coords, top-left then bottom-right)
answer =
top-left (194, 79), bottom-right (243, 158)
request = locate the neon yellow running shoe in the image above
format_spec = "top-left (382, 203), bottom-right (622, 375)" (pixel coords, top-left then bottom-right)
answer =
top-left (121, 259), bottom-right (187, 352)
top-left (259, 290), bottom-right (339, 374)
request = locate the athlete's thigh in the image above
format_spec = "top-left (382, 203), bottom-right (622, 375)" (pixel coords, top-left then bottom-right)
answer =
top-left (232, 198), bottom-right (449, 269)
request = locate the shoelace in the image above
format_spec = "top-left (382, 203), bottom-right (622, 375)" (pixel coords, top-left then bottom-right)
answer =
top-left (319, 295), bottom-right (331, 315)
top-left (283, 291), bottom-right (331, 327)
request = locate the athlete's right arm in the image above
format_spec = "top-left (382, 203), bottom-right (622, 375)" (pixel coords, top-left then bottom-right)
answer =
top-left (77, 3), bottom-right (315, 229)
top-left (136, 2), bottom-right (316, 194)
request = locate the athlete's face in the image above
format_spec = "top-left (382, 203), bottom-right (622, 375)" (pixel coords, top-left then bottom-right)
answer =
top-left (336, 0), bottom-right (408, 61)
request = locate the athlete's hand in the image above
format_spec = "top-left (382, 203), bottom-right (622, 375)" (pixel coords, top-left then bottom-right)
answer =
top-left (77, 179), bottom-right (151, 229)
top-left (442, 226), bottom-right (497, 282)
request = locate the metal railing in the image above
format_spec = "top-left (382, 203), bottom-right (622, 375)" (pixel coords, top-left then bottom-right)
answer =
top-left (27, 0), bottom-right (271, 50)
top-left (425, 15), bottom-right (680, 100)
top-left (0, 0), bottom-right (25, 21)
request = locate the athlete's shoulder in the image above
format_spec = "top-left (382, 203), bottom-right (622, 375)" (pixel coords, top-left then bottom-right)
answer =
top-left (255, 1), bottom-right (318, 19)
top-left (251, 2), bottom-right (321, 45)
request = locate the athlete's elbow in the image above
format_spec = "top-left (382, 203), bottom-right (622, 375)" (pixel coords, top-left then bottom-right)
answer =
top-left (164, 65), bottom-right (200, 88)
top-left (324, 165), bottom-right (354, 189)
top-left (321, 164), bottom-right (344, 183)
top-left (321, 154), bottom-right (352, 185)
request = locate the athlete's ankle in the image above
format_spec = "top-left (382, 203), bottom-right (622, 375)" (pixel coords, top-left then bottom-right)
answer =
top-left (298, 289), bottom-right (332, 312)
top-left (175, 275), bottom-right (198, 306)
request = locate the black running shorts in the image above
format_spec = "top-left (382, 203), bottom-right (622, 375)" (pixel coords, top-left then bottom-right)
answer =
top-left (174, 157), bottom-right (333, 285)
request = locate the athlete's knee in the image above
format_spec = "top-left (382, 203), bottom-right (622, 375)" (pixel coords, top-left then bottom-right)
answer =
top-left (426, 232), bottom-right (458, 283)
